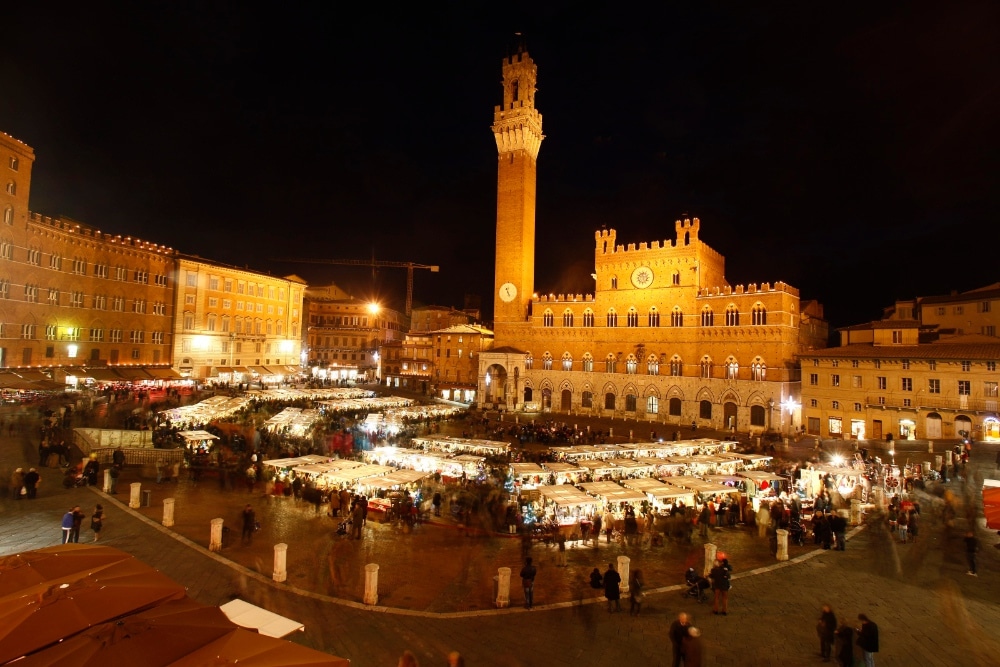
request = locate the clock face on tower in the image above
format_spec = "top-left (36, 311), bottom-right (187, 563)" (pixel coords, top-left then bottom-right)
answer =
top-left (499, 282), bottom-right (518, 302)
top-left (631, 266), bottom-right (654, 289)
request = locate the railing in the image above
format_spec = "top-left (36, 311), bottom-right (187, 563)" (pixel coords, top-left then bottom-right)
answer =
top-left (864, 395), bottom-right (998, 413)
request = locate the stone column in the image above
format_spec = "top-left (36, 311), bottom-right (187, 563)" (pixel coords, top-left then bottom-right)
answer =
top-left (129, 482), bottom-right (142, 509)
top-left (273, 543), bottom-right (288, 583)
top-left (103, 468), bottom-right (113, 493)
top-left (364, 563), bottom-right (379, 605)
top-left (209, 518), bottom-right (224, 552)
top-left (775, 528), bottom-right (789, 561)
top-left (496, 566), bottom-right (511, 608)
top-left (703, 543), bottom-right (717, 577)
top-left (617, 555), bottom-right (630, 595)
top-left (162, 498), bottom-right (175, 527)
top-left (850, 499), bottom-right (862, 526)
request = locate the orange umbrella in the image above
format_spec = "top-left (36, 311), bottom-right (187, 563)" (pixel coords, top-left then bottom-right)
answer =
top-left (13, 597), bottom-right (239, 667)
top-left (0, 544), bottom-right (134, 599)
top-left (167, 628), bottom-right (351, 667)
top-left (0, 556), bottom-right (185, 664)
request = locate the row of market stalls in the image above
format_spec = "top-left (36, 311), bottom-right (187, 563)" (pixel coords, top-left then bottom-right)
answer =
top-left (211, 364), bottom-right (303, 385)
top-left (0, 366), bottom-right (186, 395)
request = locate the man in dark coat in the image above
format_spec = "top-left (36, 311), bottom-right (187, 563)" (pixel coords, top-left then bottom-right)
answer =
top-left (23, 468), bottom-right (40, 499)
top-left (856, 614), bottom-right (879, 666)
top-left (603, 562), bottom-right (622, 612)
top-left (669, 612), bottom-right (692, 667)
top-left (829, 512), bottom-right (848, 550)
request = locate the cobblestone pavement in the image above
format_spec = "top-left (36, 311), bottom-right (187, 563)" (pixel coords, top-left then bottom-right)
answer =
top-left (2, 405), bottom-right (1000, 666)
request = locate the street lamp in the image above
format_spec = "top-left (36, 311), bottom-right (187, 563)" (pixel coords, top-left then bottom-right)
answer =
top-left (781, 397), bottom-right (800, 435)
top-left (767, 397), bottom-right (775, 432)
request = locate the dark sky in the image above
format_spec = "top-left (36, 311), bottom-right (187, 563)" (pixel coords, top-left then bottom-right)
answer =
top-left (2, 3), bottom-right (997, 330)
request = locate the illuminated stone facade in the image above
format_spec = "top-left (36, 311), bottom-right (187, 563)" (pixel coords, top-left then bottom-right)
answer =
top-left (478, 50), bottom-right (828, 432)
top-left (431, 324), bottom-right (493, 403)
top-left (172, 257), bottom-right (304, 380)
top-left (1, 131), bottom-right (174, 372)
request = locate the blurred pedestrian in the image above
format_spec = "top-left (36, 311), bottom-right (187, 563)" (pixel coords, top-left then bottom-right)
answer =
top-left (397, 650), bottom-right (419, 667)
top-left (856, 614), bottom-right (879, 667)
top-left (817, 603), bottom-right (837, 661)
top-left (589, 567), bottom-right (603, 589)
top-left (61, 508), bottom-right (74, 543)
top-left (682, 626), bottom-right (703, 667)
top-left (90, 504), bottom-right (104, 542)
top-left (520, 557), bottom-right (537, 609)
top-left (23, 468), bottom-right (40, 498)
top-left (603, 562), bottom-right (621, 612)
top-left (241, 504), bottom-right (256, 544)
top-left (835, 624), bottom-right (854, 667)
top-left (69, 506), bottom-right (85, 543)
top-left (629, 569), bottom-right (644, 616)
top-left (709, 558), bottom-right (731, 615)
top-left (446, 651), bottom-right (465, 667)
top-left (669, 612), bottom-right (692, 667)
top-left (11, 467), bottom-right (24, 500)
top-left (965, 531), bottom-right (980, 576)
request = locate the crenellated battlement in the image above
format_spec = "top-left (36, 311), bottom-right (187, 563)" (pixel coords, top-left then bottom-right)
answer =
top-left (28, 211), bottom-right (175, 254)
top-left (532, 293), bottom-right (595, 303)
top-left (697, 281), bottom-right (799, 299)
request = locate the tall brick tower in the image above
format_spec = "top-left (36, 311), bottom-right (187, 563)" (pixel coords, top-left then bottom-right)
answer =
top-left (492, 47), bottom-right (543, 326)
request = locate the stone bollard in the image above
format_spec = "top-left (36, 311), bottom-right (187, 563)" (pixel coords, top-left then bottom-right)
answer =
top-left (163, 498), bottom-right (175, 527)
top-left (756, 436), bottom-right (761, 449)
top-left (934, 455), bottom-right (943, 470)
top-left (209, 518), bottom-right (224, 552)
top-left (129, 482), bottom-right (142, 509)
top-left (703, 543), bottom-right (717, 577)
top-left (363, 563), bottom-right (379, 605)
top-left (617, 555), bottom-right (630, 595)
top-left (496, 566), bottom-right (511, 608)
top-left (850, 499), bottom-right (862, 526)
top-left (927, 441), bottom-right (934, 454)
top-left (775, 529), bottom-right (789, 561)
top-left (609, 427), bottom-right (613, 438)
top-left (103, 468), bottom-right (113, 493)
top-left (273, 543), bottom-right (288, 582)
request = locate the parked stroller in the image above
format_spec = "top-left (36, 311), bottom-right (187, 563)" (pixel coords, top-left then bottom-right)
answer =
top-left (788, 518), bottom-right (806, 546)
top-left (336, 518), bottom-right (351, 536)
top-left (683, 567), bottom-right (710, 603)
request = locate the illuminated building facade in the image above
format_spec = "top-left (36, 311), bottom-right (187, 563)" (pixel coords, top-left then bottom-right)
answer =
top-left (1, 131), bottom-right (175, 376)
top-left (431, 324), bottom-right (493, 403)
top-left (304, 283), bottom-right (406, 382)
top-left (381, 332), bottom-right (433, 394)
top-left (170, 257), bottom-right (304, 382)
top-left (477, 49), bottom-right (828, 432)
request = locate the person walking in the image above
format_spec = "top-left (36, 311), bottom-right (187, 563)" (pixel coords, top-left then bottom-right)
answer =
top-left (669, 612), bottom-right (692, 667)
top-left (90, 504), bottom-right (104, 542)
top-left (350, 499), bottom-right (364, 539)
top-left (681, 627), bottom-right (703, 667)
top-left (69, 506), bottom-right (85, 543)
top-left (965, 530), bottom-right (980, 576)
top-left (603, 507), bottom-right (615, 543)
top-left (830, 511), bottom-right (847, 550)
top-left (520, 557), bottom-right (537, 609)
top-left (628, 569), bottom-right (644, 616)
top-left (23, 468), bottom-right (40, 499)
top-left (603, 562), bottom-right (622, 612)
top-left (241, 504), bottom-right (256, 544)
top-left (61, 508), bottom-right (74, 544)
top-left (591, 512), bottom-right (602, 547)
top-left (856, 614), bottom-right (879, 667)
top-left (818, 603), bottom-right (837, 662)
top-left (11, 468), bottom-right (24, 500)
top-left (709, 558), bottom-right (731, 615)
top-left (835, 624), bottom-right (855, 667)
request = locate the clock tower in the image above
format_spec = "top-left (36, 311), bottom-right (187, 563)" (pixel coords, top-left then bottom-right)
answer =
top-left (492, 46), bottom-right (543, 326)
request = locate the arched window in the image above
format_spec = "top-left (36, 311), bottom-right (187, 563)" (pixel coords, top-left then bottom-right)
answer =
top-left (524, 355), bottom-right (533, 370)
top-left (583, 309), bottom-right (595, 327)
top-left (606, 309), bottom-right (618, 327)
top-left (671, 307), bottom-right (683, 327)
top-left (542, 352), bottom-right (553, 370)
top-left (543, 310), bottom-right (554, 327)
top-left (276, 320), bottom-right (283, 335)
top-left (646, 354), bottom-right (659, 375)
top-left (561, 352), bottom-right (573, 371)
top-left (625, 354), bottom-right (638, 374)
top-left (699, 400), bottom-right (713, 419)
top-left (604, 392), bottom-right (616, 410)
top-left (751, 359), bottom-right (766, 381)
top-left (627, 309), bottom-right (639, 327)
top-left (700, 357), bottom-right (713, 379)
top-left (725, 305), bottom-right (739, 326)
top-left (725, 359), bottom-right (739, 380)
top-left (752, 304), bottom-right (767, 325)
top-left (563, 309), bottom-right (574, 327)
top-left (647, 395), bottom-right (659, 415)
top-left (672, 270), bottom-right (681, 285)
top-left (625, 394), bottom-right (637, 411)
top-left (648, 308), bottom-right (660, 327)
top-left (582, 391), bottom-right (593, 408)
top-left (582, 353), bottom-right (594, 372)
top-left (670, 356), bottom-right (683, 377)
top-left (206, 314), bottom-right (217, 331)
top-left (605, 354), bottom-right (617, 373)
top-left (669, 397), bottom-right (682, 416)
top-left (701, 307), bottom-right (714, 327)
top-left (2, 206), bottom-right (12, 225)
top-left (4, 182), bottom-right (15, 196)
top-left (750, 404), bottom-right (766, 427)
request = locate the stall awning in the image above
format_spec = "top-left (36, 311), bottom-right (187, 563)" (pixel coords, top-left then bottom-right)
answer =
top-left (145, 367), bottom-right (183, 379)
top-left (216, 366), bottom-right (234, 374)
top-left (249, 366), bottom-right (270, 375)
top-left (0, 373), bottom-right (41, 389)
top-left (219, 599), bottom-right (304, 638)
top-left (11, 370), bottom-right (51, 382)
top-left (117, 368), bottom-right (155, 381)
top-left (234, 366), bottom-right (252, 374)
top-left (264, 366), bottom-right (285, 375)
top-left (285, 365), bottom-right (301, 374)
top-left (84, 368), bottom-right (126, 382)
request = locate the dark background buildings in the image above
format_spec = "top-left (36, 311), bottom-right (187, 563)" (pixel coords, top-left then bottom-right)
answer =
top-left (2, 3), bottom-right (997, 329)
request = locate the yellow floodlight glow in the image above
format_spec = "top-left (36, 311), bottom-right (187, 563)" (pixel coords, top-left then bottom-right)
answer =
top-left (192, 335), bottom-right (209, 350)
top-left (279, 339), bottom-right (294, 353)
top-left (368, 302), bottom-right (380, 315)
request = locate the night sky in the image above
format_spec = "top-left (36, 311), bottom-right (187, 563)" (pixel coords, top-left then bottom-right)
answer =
top-left (3, 4), bottom-right (997, 331)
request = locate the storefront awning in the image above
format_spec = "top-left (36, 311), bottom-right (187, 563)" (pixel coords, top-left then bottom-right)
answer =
top-left (285, 365), bottom-right (301, 374)
top-left (249, 366), bottom-right (269, 375)
top-left (84, 368), bottom-right (126, 382)
top-left (0, 373), bottom-right (42, 389)
top-left (117, 368), bottom-right (155, 381)
top-left (11, 370), bottom-right (51, 382)
top-left (264, 366), bottom-right (285, 375)
top-left (145, 367), bottom-right (183, 379)
top-left (234, 366), bottom-right (252, 374)
top-left (216, 366), bottom-right (234, 374)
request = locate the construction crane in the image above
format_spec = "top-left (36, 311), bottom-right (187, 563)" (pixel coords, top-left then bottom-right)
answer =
top-left (276, 258), bottom-right (439, 316)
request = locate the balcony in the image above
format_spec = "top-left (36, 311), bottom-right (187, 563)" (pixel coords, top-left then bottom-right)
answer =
top-left (865, 395), bottom-right (998, 413)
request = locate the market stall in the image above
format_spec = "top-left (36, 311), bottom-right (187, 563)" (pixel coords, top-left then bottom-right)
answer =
top-left (622, 477), bottom-right (697, 510)
top-left (411, 435), bottom-right (510, 457)
top-left (737, 470), bottom-right (791, 510)
top-left (539, 461), bottom-right (582, 485)
top-left (510, 462), bottom-right (546, 489)
top-left (536, 484), bottom-right (601, 532)
top-left (177, 430), bottom-right (221, 454)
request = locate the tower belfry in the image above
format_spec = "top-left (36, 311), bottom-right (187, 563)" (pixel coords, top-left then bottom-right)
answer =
top-left (492, 47), bottom-right (543, 326)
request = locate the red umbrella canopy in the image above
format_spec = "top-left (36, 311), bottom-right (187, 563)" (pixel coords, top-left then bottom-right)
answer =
top-left (13, 597), bottom-right (239, 667)
top-left (0, 544), bottom-right (134, 599)
top-left (0, 555), bottom-right (186, 664)
top-left (166, 628), bottom-right (351, 667)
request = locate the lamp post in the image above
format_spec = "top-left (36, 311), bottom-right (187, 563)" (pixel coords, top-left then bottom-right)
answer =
top-left (767, 397), bottom-right (775, 432)
top-left (780, 397), bottom-right (800, 435)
